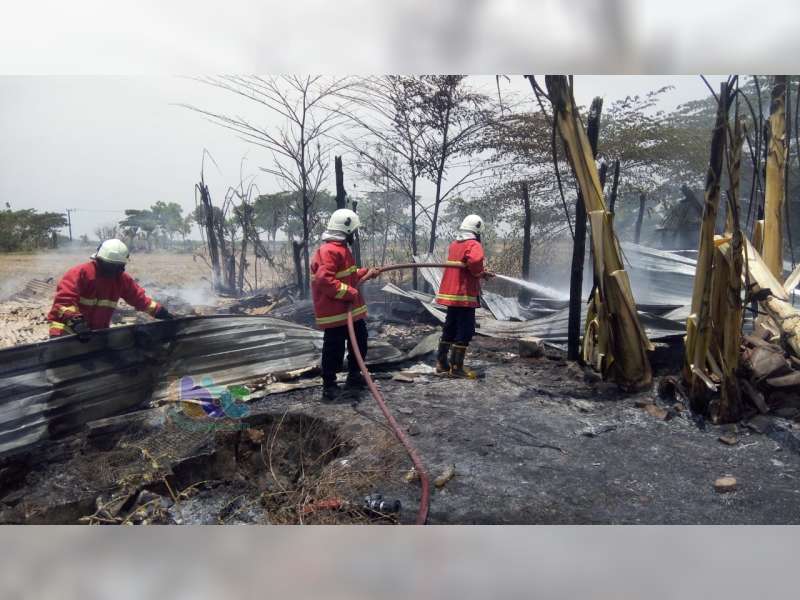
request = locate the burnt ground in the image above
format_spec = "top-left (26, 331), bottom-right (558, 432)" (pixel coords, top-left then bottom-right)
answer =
top-left (268, 334), bottom-right (800, 525)
top-left (3, 326), bottom-right (800, 525)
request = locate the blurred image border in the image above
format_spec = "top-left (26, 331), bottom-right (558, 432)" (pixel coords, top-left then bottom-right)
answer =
top-left (3, 0), bottom-right (800, 597)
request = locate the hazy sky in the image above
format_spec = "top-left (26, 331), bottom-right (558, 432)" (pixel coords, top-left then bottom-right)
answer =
top-left (0, 75), bottom-right (725, 239)
top-left (0, 0), bottom-right (788, 238)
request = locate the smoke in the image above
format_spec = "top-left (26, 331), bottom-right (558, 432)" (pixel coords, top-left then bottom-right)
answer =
top-left (154, 282), bottom-right (218, 307)
top-left (0, 274), bottom-right (28, 301)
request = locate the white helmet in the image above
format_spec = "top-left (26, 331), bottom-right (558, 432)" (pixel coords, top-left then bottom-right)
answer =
top-left (459, 214), bottom-right (484, 234)
top-left (91, 238), bottom-right (130, 264)
top-left (327, 208), bottom-right (361, 234)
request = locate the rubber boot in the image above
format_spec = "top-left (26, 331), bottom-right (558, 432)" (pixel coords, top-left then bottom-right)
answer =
top-left (449, 344), bottom-right (478, 379)
top-left (435, 340), bottom-right (451, 374)
top-left (345, 370), bottom-right (367, 390)
top-left (322, 372), bottom-right (341, 401)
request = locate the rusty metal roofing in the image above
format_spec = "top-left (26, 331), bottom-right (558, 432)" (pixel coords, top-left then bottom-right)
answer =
top-left (0, 315), bottom-right (404, 460)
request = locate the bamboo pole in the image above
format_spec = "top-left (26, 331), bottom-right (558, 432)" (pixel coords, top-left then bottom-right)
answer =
top-left (763, 76), bottom-right (787, 280)
top-left (545, 76), bottom-right (653, 390)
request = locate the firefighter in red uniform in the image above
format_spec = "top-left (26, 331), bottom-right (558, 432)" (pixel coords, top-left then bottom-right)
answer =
top-left (47, 238), bottom-right (175, 341)
top-left (311, 209), bottom-right (379, 401)
top-left (435, 214), bottom-right (494, 378)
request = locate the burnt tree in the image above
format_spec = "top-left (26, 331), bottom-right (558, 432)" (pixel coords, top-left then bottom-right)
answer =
top-left (519, 181), bottom-right (532, 304)
top-left (567, 96), bottom-right (603, 361)
top-left (634, 192), bottom-right (646, 244)
top-left (335, 155), bottom-right (346, 209)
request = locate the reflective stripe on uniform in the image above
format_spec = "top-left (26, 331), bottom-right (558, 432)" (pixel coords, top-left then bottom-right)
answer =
top-left (445, 260), bottom-right (464, 266)
top-left (436, 293), bottom-right (477, 303)
top-left (48, 321), bottom-right (73, 335)
top-left (315, 304), bottom-right (367, 326)
top-left (334, 282), bottom-right (349, 299)
top-left (335, 265), bottom-right (357, 279)
top-left (58, 305), bottom-right (79, 316)
top-left (79, 296), bottom-right (118, 308)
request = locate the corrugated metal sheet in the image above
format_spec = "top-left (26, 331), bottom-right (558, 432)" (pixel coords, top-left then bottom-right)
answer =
top-left (0, 315), bottom-right (404, 460)
top-left (1, 278), bottom-right (56, 302)
top-left (413, 252), bottom-right (446, 291)
top-left (621, 242), bottom-right (697, 305)
top-left (383, 283), bottom-right (685, 344)
top-left (481, 291), bottom-right (525, 321)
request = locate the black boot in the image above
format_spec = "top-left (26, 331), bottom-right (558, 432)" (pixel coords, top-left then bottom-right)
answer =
top-left (435, 340), bottom-right (451, 374)
top-left (449, 344), bottom-right (478, 379)
top-left (322, 376), bottom-right (341, 402)
top-left (345, 370), bottom-right (367, 390)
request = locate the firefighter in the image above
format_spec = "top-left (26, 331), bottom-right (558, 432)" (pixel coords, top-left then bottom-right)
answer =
top-left (435, 214), bottom-right (494, 378)
top-left (310, 209), bottom-right (379, 401)
top-left (47, 238), bottom-right (175, 341)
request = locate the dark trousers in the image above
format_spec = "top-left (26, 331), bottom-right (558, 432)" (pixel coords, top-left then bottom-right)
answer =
top-left (441, 306), bottom-right (476, 345)
top-left (321, 319), bottom-right (368, 386)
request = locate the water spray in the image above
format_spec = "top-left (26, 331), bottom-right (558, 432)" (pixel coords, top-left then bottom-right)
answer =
top-left (492, 274), bottom-right (569, 301)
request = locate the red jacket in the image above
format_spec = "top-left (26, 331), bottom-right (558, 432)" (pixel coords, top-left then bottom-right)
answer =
top-left (47, 261), bottom-right (160, 337)
top-left (435, 238), bottom-right (485, 308)
top-left (310, 240), bottom-right (368, 329)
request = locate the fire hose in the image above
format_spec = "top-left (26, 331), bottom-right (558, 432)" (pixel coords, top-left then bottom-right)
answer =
top-left (346, 262), bottom-right (465, 525)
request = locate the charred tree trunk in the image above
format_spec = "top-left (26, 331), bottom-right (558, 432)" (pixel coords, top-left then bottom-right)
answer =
top-left (352, 199), bottom-right (362, 266)
top-left (634, 192), bottom-right (646, 244)
top-left (567, 96), bottom-right (603, 361)
top-left (428, 101), bottom-right (453, 255)
top-left (198, 178), bottom-right (222, 290)
top-left (301, 190), bottom-right (310, 297)
top-left (519, 181), bottom-right (532, 304)
top-left (237, 227), bottom-right (249, 294)
top-left (411, 176), bottom-right (418, 289)
top-left (609, 159), bottom-right (620, 213)
top-left (292, 240), bottom-right (304, 292)
top-left (335, 156), bottom-right (346, 209)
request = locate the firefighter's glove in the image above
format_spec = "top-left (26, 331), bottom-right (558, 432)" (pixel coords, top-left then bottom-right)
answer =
top-left (481, 270), bottom-right (496, 279)
top-left (361, 267), bottom-right (381, 282)
top-left (154, 306), bottom-right (175, 320)
top-left (69, 318), bottom-right (92, 343)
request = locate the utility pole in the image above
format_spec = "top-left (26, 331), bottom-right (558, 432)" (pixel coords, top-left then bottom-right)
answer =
top-left (65, 208), bottom-right (75, 241)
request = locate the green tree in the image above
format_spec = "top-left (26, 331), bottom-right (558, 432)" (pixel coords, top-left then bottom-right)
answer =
top-left (0, 209), bottom-right (68, 251)
top-left (150, 201), bottom-right (185, 242)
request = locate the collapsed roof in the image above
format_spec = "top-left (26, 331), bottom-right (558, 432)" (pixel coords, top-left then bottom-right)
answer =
top-left (0, 315), bottom-right (407, 461)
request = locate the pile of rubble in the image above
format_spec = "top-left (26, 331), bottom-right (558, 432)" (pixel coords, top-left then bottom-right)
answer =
top-left (739, 325), bottom-right (800, 420)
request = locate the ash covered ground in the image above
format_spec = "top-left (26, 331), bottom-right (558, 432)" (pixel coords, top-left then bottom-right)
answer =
top-left (3, 325), bottom-right (800, 525)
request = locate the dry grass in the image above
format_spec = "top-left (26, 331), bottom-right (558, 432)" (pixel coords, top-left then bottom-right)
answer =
top-left (75, 410), bottom-right (411, 526)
